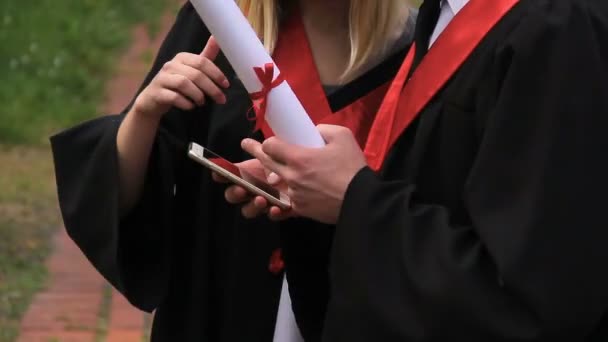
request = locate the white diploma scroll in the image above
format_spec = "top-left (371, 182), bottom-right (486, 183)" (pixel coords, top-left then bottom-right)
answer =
top-left (190, 0), bottom-right (325, 148)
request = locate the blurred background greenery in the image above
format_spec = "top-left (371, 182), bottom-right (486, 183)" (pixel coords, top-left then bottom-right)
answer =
top-left (0, 0), bottom-right (171, 340)
top-left (0, 0), bottom-right (168, 144)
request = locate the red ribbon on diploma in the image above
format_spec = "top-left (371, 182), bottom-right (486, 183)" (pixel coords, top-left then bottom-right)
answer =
top-left (248, 63), bottom-right (285, 131)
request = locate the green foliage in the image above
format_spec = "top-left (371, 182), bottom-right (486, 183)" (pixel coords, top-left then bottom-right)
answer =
top-left (94, 285), bottom-right (113, 342)
top-left (0, 0), bottom-right (169, 144)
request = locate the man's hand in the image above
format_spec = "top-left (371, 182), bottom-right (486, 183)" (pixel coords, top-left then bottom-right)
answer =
top-left (242, 125), bottom-right (367, 224)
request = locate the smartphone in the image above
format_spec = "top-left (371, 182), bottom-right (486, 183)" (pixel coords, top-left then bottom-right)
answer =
top-left (187, 142), bottom-right (291, 210)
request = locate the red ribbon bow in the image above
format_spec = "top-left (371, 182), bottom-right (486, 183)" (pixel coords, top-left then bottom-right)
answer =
top-left (248, 63), bottom-right (285, 131)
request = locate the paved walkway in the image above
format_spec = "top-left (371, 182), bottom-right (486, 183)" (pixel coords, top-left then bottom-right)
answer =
top-left (17, 231), bottom-right (147, 342)
top-left (18, 6), bottom-right (177, 342)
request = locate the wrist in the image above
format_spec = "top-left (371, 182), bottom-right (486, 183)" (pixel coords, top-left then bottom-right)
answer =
top-left (128, 105), bottom-right (162, 128)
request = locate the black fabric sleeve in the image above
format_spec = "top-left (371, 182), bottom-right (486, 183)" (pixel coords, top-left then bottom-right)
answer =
top-left (50, 2), bottom-right (210, 312)
top-left (324, 1), bottom-right (608, 341)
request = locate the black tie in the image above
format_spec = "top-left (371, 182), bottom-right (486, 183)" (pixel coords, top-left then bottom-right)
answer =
top-left (409, 0), bottom-right (443, 76)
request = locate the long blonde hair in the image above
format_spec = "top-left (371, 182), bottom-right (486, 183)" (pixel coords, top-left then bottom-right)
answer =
top-left (236, 0), bottom-right (408, 82)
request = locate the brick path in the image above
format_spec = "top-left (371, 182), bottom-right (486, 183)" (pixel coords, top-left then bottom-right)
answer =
top-left (18, 230), bottom-right (105, 342)
top-left (17, 6), bottom-right (177, 342)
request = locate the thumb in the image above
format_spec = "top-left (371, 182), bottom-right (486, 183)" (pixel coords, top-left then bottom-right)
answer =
top-left (201, 36), bottom-right (221, 60)
top-left (317, 124), bottom-right (350, 144)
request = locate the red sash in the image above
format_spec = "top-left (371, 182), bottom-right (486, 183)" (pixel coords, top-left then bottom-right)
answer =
top-left (364, 0), bottom-right (520, 171)
top-left (261, 14), bottom-right (391, 148)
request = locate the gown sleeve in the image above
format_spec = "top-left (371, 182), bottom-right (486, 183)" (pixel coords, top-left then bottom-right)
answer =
top-left (50, 3), bottom-right (210, 312)
top-left (325, 1), bottom-right (608, 340)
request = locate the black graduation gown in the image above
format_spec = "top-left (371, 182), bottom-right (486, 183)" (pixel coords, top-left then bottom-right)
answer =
top-left (324, 0), bottom-right (608, 341)
top-left (49, 3), bottom-right (409, 341)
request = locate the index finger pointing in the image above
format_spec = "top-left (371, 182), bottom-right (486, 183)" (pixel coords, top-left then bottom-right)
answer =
top-left (201, 36), bottom-right (220, 60)
top-left (262, 137), bottom-right (307, 166)
top-left (241, 139), bottom-right (286, 175)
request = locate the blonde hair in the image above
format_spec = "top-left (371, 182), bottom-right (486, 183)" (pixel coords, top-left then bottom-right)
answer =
top-left (236, 0), bottom-right (408, 83)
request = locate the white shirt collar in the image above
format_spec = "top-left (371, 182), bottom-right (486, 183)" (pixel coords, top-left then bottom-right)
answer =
top-left (444, 0), bottom-right (469, 15)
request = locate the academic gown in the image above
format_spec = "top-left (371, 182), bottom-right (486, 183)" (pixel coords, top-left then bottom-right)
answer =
top-left (49, 3), bottom-right (411, 341)
top-left (324, 0), bottom-right (608, 341)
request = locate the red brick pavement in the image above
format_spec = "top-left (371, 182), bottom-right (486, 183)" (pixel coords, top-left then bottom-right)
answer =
top-left (18, 230), bottom-right (104, 342)
top-left (106, 290), bottom-right (145, 342)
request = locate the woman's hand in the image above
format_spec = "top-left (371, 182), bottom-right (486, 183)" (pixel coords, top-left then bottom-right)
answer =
top-left (131, 37), bottom-right (230, 120)
top-left (212, 159), bottom-right (296, 220)
top-left (117, 37), bottom-right (228, 213)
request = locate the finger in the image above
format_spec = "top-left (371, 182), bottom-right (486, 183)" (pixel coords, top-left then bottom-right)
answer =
top-left (241, 139), bottom-right (287, 175)
top-left (263, 167), bottom-right (284, 186)
top-left (241, 200), bottom-right (267, 219)
top-left (198, 57), bottom-right (230, 90)
top-left (212, 172), bottom-right (229, 183)
top-left (201, 36), bottom-right (221, 61)
top-left (169, 63), bottom-right (226, 104)
top-left (200, 37), bottom-right (229, 88)
top-left (160, 73), bottom-right (206, 106)
top-left (174, 52), bottom-right (230, 89)
top-left (253, 196), bottom-right (269, 209)
top-left (266, 171), bottom-right (281, 185)
top-left (225, 185), bottom-right (251, 204)
top-left (261, 137), bottom-right (304, 166)
top-left (268, 206), bottom-right (294, 221)
top-left (316, 124), bottom-right (351, 143)
top-left (156, 89), bottom-right (194, 111)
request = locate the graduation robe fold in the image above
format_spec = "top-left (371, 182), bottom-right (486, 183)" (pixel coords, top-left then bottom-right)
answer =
top-left (50, 3), bottom-right (412, 341)
top-left (325, 0), bottom-right (608, 341)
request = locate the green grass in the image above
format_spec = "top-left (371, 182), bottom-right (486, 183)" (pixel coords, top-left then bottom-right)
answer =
top-left (0, 0), bottom-right (170, 144)
top-left (142, 313), bottom-right (153, 341)
top-left (94, 284), bottom-right (113, 342)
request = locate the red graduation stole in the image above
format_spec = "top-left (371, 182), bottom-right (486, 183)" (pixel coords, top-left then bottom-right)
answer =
top-left (260, 13), bottom-right (391, 148)
top-left (364, 0), bottom-right (520, 171)
top-left (260, 14), bottom-right (394, 276)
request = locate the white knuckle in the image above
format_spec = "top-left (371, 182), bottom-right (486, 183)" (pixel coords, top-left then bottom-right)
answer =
top-left (166, 92), bottom-right (179, 103)
top-left (193, 72), bottom-right (205, 85)
top-left (178, 75), bottom-right (190, 87)
top-left (199, 57), bottom-right (209, 69)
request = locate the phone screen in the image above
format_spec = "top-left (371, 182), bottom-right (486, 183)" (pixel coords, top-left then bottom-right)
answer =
top-left (203, 148), bottom-right (282, 200)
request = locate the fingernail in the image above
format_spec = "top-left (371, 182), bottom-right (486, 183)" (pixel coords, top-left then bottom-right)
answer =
top-left (222, 79), bottom-right (230, 88)
top-left (267, 172), bottom-right (280, 185)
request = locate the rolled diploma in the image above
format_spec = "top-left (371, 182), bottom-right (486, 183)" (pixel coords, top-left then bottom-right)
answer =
top-left (190, 0), bottom-right (325, 148)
